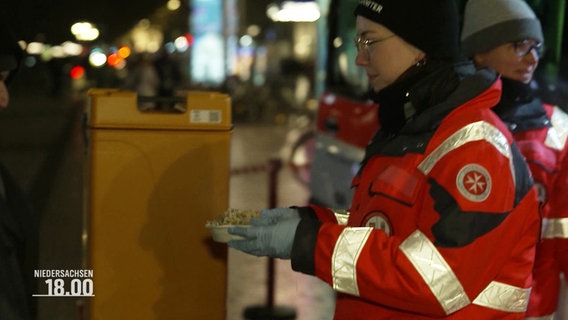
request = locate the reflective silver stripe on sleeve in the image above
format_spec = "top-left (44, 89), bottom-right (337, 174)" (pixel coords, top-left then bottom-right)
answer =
top-left (417, 121), bottom-right (513, 183)
top-left (331, 227), bottom-right (373, 296)
top-left (545, 107), bottom-right (568, 151)
top-left (472, 281), bottom-right (531, 312)
top-left (542, 218), bottom-right (568, 239)
top-left (333, 210), bottom-right (350, 225)
top-left (399, 230), bottom-right (471, 314)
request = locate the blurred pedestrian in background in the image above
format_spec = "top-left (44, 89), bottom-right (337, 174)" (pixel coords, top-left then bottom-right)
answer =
top-left (0, 20), bottom-right (39, 320)
top-left (153, 48), bottom-right (182, 99)
top-left (123, 53), bottom-right (160, 110)
top-left (461, 0), bottom-right (568, 318)
top-left (228, 0), bottom-right (540, 318)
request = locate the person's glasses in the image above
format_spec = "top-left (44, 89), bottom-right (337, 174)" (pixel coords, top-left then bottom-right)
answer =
top-left (354, 35), bottom-right (395, 57)
top-left (512, 40), bottom-right (544, 57)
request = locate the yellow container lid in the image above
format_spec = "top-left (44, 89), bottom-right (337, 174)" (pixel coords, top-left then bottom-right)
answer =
top-left (87, 89), bottom-right (232, 130)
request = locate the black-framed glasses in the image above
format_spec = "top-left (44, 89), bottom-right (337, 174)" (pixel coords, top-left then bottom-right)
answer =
top-left (512, 40), bottom-right (544, 57)
top-left (354, 35), bottom-right (395, 56)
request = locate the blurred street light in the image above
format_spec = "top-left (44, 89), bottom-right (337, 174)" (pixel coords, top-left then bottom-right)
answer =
top-left (88, 49), bottom-right (107, 67)
top-left (167, 0), bottom-right (181, 11)
top-left (71, 21), bottom-right (100, 41)
top-left (26, 42), bottom-right (46, 55)
top-left (266, 1), bottom-right (320, 22)
top-left (62, 41), bottom-right (84, 56)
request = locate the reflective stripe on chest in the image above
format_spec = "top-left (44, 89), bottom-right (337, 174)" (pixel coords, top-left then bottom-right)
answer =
top-left (335, 121), bottom-right (527, 314)
top-left (544, 107), bottom-right (568, 151)
top-left (332, 228), bottom-right (530, 314)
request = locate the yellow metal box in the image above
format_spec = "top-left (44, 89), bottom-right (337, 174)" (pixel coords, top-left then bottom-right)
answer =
top-left (85, 89), bottom-right (232, 319)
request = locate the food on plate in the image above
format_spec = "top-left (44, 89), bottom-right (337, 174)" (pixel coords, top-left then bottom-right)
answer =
top-left (205, 209), bottom-right (259, 243)
top-left (205, 208), bottom-right (259, 227)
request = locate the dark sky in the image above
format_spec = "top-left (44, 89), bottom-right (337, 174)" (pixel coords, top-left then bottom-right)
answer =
top-left (2, 0), bottom-right (164, 43)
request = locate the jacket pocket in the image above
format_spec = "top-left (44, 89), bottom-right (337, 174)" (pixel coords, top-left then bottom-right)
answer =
top-left (369, 165), bottom-right (423, 206)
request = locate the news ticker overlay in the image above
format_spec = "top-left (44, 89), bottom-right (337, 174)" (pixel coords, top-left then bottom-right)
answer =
top-left (32, 269), bottom-right (94, 297)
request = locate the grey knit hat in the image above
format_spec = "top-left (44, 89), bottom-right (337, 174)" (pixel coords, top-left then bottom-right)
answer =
top-left (461, 0), bottom-right (543, 58)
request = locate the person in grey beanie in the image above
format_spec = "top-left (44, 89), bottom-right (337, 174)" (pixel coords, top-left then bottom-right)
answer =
top-left (229, 0), bottom-right (541, 318)
top-left (461, 0), bottom-right (568, 319)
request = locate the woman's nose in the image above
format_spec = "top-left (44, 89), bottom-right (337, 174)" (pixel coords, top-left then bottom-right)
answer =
top-left (524, 48), bottom-right (540, 65)
top-left (355, 50), bottom-right (369, 66)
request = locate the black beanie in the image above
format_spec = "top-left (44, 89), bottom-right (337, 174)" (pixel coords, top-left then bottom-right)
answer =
top-left (0, 21), bottom-right (24, 85)
top-left (354, 0), bottom-right (461, 61)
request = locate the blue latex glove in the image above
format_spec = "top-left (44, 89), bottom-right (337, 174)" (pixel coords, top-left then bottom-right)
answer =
top-left (251, 208), bottom-right (300, 226)
top-left (228, 214), bottom-right (300, 259)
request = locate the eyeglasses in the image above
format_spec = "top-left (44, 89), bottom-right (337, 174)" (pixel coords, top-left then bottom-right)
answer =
top-left (354, 35), bottom-right (395, 57)
top-left (512, 40), bottom-right (544, 57)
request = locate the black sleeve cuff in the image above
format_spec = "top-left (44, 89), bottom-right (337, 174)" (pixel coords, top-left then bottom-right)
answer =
top-left (290, 209), bottom-right (321, 275)
top-left (292, 205), bottom-right (318, 221)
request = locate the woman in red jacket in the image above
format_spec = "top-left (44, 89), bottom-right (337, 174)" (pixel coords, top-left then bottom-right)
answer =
top-left (461, 0), bottom-right (568, 318)
top-left (230, 0), bottom-right (541, 318)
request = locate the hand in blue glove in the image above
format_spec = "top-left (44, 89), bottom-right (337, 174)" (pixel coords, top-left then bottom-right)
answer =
top-left (228, 214), bottom-right (300, 259)
top-left (251, 208), bottom-right (300, 226)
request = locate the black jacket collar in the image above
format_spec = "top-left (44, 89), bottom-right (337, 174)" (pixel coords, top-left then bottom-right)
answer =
top-left (492, 78), bottom-right (550, 132)
top-left (363, 61), bottom-right (497, 159)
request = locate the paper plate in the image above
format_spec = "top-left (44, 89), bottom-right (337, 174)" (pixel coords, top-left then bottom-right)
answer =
top-left (207, 225), bottom-right (250, 243)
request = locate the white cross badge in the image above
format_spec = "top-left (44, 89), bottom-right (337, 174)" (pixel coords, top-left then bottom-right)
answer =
top-left (456, 164), bottom-right (492, 202)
